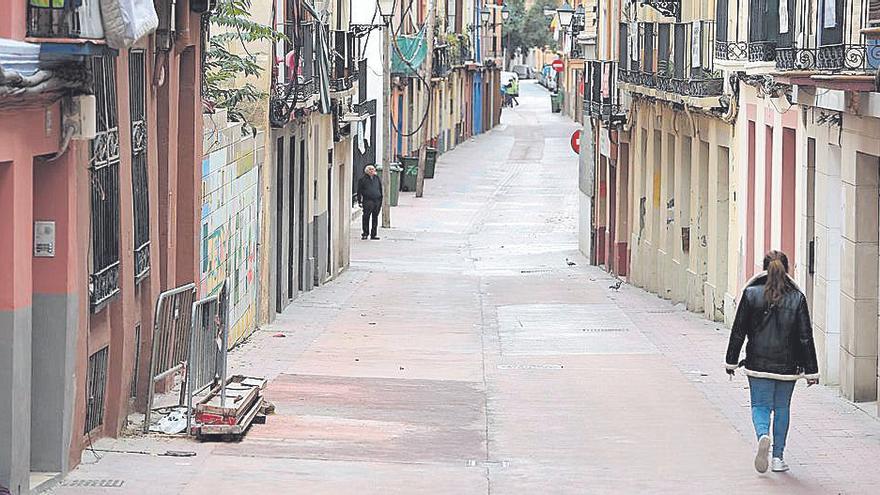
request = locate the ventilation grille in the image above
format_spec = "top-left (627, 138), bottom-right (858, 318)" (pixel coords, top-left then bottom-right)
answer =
top-left (85, 346), bottom-right (109, 434)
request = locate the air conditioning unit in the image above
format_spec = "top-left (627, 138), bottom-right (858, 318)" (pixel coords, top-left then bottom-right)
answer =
top-left (66, 94), bottom-right (97, 140)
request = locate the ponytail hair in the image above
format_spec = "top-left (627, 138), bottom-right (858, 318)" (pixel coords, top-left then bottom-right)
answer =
top-left (762, 250), bottom-right (791, 305)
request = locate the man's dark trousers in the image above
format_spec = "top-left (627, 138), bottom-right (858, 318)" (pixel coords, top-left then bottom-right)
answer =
top-left (362, 199), bottom-right (380, 238)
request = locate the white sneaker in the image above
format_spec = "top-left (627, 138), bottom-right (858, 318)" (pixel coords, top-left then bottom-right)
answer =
top-left (771, 457), bottom-right (790, 472)
top-left (754, 435), bottom-right (771, 473)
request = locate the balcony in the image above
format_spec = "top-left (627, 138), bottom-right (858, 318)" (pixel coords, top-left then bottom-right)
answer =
top-left (585, 60), bottom-right (626, 126)
top-left (713, 0), bottom-right (786, 64)
top-left (775, 0), bottom-right (880, 73)
top-left (269, 21), bottom-right (319, 127)
top-left (618, 21), bottom-right (724, 100)
top-left (433, 44), bottom-right (451, 78)
top-left (330, 30), bottom-right (357, 95)
top-left (27, 0), bottom-right (104, 39)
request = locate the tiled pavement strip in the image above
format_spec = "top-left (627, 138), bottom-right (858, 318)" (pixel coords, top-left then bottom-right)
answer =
top-left (51, 82), bottom-right (880, 494)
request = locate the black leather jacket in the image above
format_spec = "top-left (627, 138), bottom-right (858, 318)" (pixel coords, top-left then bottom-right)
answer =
top-left (725, 273), bottom-right (819, 380)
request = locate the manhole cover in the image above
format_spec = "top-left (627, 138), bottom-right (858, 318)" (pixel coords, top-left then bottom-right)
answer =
top-left (61, 479), bottom-right (125, 488)
top-left (497, 364), bottom-right (564, 370)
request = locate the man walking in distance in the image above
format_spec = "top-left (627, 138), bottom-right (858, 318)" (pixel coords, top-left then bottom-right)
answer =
top-left (357, 165), bottom-right (383, 240)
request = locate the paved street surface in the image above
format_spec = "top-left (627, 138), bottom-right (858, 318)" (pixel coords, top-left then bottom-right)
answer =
top-left (53, 82), bottom-right (880, 494)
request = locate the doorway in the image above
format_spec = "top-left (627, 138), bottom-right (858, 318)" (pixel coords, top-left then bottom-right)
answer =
top-left (287, 136), bottom-right (296, 301)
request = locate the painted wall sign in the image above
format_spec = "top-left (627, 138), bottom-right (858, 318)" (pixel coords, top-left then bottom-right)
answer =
top-left (570, 129), bottom-right (582, 154)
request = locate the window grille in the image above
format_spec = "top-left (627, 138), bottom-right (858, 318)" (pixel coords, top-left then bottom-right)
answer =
top-left (129, 50), bottom-right (151, 282)
top-left (89, 55), bottom-right (122, 312)
top-left (85, 346), bottom-right (109, 434)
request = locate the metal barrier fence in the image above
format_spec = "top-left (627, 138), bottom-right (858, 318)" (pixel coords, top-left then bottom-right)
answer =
top-left (185, 282), bottom-right (229, 434)
top-left (144, 283), bottom-right (196, 432)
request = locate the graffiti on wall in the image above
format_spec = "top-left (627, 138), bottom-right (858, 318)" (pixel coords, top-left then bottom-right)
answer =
top-left (200, 112), bottom-right (263, 347)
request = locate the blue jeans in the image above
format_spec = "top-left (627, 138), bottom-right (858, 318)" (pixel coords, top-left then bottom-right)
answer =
top-left (748, 377), bottom-right (796, 458)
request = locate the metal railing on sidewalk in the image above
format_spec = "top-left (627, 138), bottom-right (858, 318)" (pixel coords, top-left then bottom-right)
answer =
top-left (144, 283), bottom-right (196, 432)
top-left (185, 283), bottom-right (229, 434)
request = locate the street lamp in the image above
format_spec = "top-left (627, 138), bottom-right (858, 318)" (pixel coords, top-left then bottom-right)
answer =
top-left (572, 4), bottom-right (585, 33)
top-left (377, 0), bottom-right (394, 19)
top-left (480, 7), bottom-right (491, 25)
top-left (378, 0), bottom-right (395, 227)
top-left (557, 2), bottom-right (574, 29)
top-left (501, 5), bottom-right (510, 22)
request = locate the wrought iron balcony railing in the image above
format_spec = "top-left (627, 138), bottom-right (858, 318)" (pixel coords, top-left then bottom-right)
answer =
top-left (585, 60), bottom-right (626, 125)
top-left (27, 0), bottom-right (104, 39)
top-left (619, 67), bottom-right (724, 98)
top-left (619, 21), bottom-right (724, 98)
top-left (433, 44), bottom-right (452, 78)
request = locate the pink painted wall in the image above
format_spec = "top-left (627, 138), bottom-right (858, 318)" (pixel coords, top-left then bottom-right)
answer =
top-left (782, 127), bottom-right (796, 264)
top-left (746, 121), bottom-right (756, 280)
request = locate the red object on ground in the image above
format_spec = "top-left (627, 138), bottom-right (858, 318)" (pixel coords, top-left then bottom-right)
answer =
top-left (552, 59), bottom-right (565, 73)
top-left (570, 130), bottom-right (582, 154)
top-left (196, 412), bottom-right (237, 426)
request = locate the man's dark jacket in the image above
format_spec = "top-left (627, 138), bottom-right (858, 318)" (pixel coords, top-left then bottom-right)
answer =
top-left (725, 272), bottom-right (819, 380)
top-left (357, 174), bottom-right (383, 203)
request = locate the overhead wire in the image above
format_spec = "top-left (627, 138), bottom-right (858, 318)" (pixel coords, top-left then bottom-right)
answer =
top-left (387, 0), bottom-right (436, 138)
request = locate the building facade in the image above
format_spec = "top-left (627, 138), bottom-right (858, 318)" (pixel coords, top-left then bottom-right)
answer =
top-left (265, 0), bottom-right (361, 320)
top-left (0, 1), bottom-right (203, 493)
top-left (583, 0), bottom-right (880, 412)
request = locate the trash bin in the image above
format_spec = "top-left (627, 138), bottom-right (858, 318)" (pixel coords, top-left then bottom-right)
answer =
top-left (550, 92), bottom-right (563, 113)
top-left (425, 148), bottom-right (438, 179)
top-left (376, 163), bottom-right (402, 206)
top-left (399, 156), bottom-right (419, 192)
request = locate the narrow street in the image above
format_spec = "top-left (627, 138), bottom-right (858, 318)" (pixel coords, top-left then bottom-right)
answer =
top-left (53, 82), bottom-right (880, 494)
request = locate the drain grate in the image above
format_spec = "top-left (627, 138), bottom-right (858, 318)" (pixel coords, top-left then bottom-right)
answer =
top-left (581, 328), bottom-right (629, 333)
top-left (520, 269), bottom-right (552, 274)
top-left (497, 364), bottom-right (564, 370)
top-left (61, 479), bottom-right (125, 488)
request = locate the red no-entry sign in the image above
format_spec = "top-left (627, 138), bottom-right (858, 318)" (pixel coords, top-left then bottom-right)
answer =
top-left (570, 130), bottom-right (582, 154)
top-left (552, 59), bottom-right (565, 73)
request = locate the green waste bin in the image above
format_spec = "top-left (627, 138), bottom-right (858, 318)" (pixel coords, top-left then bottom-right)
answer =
top-left (400, 156), bottom-right (419, 192)
top-left (376, 163), bottom-right (402, 206)
top-left (425, 148), bottom-right (438, 179)
top-left (550, 92), bottom-right (563, 113)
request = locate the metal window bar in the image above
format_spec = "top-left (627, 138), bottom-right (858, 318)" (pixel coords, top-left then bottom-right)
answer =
top-left (185, 282), bottom-right (229, 434)
top-left (129, 50), bottom-right (151, 282)
top-left (85, 346), bottom-right (109, 434)
top-left (144, 283), bottom-right (196, 433)
top-left (89, 55), bottom-right (122, 312)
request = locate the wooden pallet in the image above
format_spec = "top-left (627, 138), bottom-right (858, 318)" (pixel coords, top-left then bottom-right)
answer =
top-left (193, 375), bottom-right (267, 439)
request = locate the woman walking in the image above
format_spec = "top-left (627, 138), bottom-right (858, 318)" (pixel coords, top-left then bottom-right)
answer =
top-left (725, 250), bottom-right (819, 474)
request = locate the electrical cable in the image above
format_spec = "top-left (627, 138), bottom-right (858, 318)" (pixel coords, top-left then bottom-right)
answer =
top-left (386, 0), bottom-right (440, 138)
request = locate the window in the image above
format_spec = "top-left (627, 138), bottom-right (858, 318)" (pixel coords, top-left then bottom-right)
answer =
top-left (89, 55), bottom-right (121, 312)
top-left (85, 346), bottom-right (109, 434)
top-left (129, 50), bottom-right (150, 282)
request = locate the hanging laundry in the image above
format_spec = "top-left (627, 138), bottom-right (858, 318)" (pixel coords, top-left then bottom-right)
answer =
top-left (780, 0), bottom-right (790, 34)
top-left (357, 120), bottom-right (366, 154)
top-left (601, 63), bottom-right (610, 98)
top-left (824, 0), bottom-right (837, 29)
